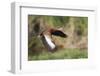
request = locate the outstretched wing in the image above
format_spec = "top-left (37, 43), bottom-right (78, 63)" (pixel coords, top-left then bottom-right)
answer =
top-left (51, 30), bottom-right (68, 38)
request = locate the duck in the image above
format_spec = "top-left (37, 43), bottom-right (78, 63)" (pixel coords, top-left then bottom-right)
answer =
top-left (33, 21), bottom-right (68, 52)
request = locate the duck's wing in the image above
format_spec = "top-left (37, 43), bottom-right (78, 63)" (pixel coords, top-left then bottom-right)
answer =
top-left (51, 30), bottom-right (68, 38)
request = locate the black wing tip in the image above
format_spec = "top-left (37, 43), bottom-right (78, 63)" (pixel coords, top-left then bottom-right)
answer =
top-left (51, 30), bottom-right (68, 38)
top-left (61, 33), bottom-right (68, 38)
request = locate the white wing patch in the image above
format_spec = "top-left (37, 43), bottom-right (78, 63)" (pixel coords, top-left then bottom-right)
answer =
top-left (44, 35), bottom-right (55, 49)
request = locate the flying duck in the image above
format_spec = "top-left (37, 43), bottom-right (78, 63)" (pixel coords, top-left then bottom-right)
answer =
top-left (33, 21), bottom-right (68, 52)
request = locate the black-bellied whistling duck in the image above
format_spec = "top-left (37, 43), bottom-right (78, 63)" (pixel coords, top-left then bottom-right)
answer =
top-left (33, 22), bottom-right (68, 52)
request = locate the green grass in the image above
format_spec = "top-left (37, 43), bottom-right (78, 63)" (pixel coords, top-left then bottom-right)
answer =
top-left (28, 48), bottom-right (88, 61)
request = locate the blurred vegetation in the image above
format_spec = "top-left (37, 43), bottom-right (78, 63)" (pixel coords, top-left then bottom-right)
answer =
top-left (28, 15), bottom-right (88, 60)
top-left (28, 48), bottom-right (88, 60)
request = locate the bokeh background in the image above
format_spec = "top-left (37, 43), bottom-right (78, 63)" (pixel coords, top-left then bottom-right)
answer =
top-left (28, 15), bottom-right (88, 60)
